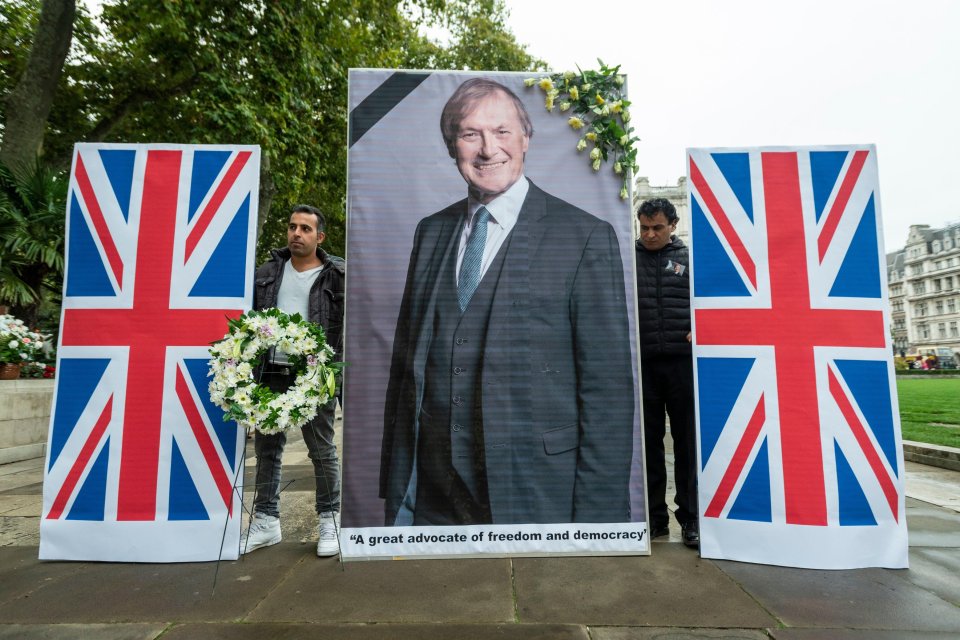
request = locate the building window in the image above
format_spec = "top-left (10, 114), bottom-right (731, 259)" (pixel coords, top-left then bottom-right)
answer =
top-left (936, 301), bottom-right (944, 315)
top-left (949, 298), bottom-right (957, 313)
top-left (933, 241), bottom-right (942, 253)
top-left (946, 276), bottom-right (954, 290)
top-left (915, 302), bottom-right (927, 317)
top-left (939, 323), bottom-right (947, 339)
top-left (951, 322), bottom-right (959, 338)
top-left (918, 323), bottom-right (930, 339)
top-left (947, 238), bottom-right (955, 250)
top-left (914, 282), bottom-right (926, 295)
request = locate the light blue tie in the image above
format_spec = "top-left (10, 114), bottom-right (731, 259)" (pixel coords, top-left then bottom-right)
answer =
top-left (457, 206), bottom-right (491, 311)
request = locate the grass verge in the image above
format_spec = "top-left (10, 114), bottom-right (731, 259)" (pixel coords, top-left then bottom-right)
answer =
top-left (897, 378), bottom-right (960, 448)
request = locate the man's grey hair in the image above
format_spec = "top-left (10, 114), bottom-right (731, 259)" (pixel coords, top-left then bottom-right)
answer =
top-left (440, 78), bottom-right (534, 158)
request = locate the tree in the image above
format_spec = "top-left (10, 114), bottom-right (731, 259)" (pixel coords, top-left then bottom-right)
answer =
top-left (0, 0), bottom-right (75, 172)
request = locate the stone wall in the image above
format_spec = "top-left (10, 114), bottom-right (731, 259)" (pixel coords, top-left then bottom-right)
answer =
top-left (0, 379), bottom-right (53, 465)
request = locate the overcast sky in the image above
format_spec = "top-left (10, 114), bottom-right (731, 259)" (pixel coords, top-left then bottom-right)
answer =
top-left (502, 0), bottom-right (960, 251)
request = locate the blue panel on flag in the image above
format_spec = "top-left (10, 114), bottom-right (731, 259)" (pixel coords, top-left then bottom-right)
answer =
top-left (190, 195), bottom-right (250, 298)
top-left (169, 440), bottom-right (209, 520)
top-left (810, 151), bottom-right (848, 222)
top-left (728, 439), bottom-right (772, 522)
top-left (183, 358), bottom-right (238, 463)
top-left (189, 151), bottom-right (232, 222)
top-left (835, 441), bottom-right (877, 526)
top-left (691, 197), bottom-right (750, 297)
top-left (711, 152), bottom-right (753, 222)
top-left (828, 195), bottom-right (881, 299)
top-left (697, 357), bottom-right (755, 467)
top-left (834, 359), bottom-right (899, 475)
top-left (65, 193), bottom-right (115, 297)
top-left (49, 358), bottom-right (110, 469)
top-left (98, 149), bottom-right (136, 221)
top-left (65, 439), bottom-right (109, 521)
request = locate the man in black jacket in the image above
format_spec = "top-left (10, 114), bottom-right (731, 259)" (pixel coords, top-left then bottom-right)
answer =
top-left (241, 204), bottom-right (346, 557)
top-left (636, 198), bottom-right (699, 548)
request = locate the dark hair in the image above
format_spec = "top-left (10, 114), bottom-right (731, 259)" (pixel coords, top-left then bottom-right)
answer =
top-left (291, 204), bottom-right (325, 232)
top-left (637, 198), bottom-right (678, 224)
top-left (440, 78), bottom-right (534, 158)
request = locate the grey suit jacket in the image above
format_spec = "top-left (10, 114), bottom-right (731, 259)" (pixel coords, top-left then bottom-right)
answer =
top-left (380, 181), bottom-right (635, 525)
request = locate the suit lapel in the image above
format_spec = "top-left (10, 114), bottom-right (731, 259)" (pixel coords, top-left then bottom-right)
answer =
top-left (484, 181), bottom-right (548, 344)
top-left (412, 203), bottom-right (466, 386)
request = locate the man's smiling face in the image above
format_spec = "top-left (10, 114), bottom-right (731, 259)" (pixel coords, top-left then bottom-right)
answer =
top-left (454, 90), bottom-right (530, 204)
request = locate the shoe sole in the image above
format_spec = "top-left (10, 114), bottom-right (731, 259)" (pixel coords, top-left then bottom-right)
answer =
top-left (316, 546), bottom-right (340, 557)
top-left (241, 533), bottom-right (281, 554)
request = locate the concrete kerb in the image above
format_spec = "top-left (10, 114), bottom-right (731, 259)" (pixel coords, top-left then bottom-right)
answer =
top-left (904, 440), bottom-right (960, 473)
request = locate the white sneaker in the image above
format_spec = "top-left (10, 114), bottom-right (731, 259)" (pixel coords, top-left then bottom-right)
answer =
top-left (317, 511), bottom-right (340, 557)
top-left (240, 513), bottom-right (281, 554)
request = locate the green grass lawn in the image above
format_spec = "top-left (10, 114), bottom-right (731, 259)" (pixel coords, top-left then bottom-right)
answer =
top-left (897, 377), bottom-right (960, 448)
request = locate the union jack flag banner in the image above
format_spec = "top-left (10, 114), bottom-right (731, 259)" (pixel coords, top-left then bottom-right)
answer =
top-left (688, 145), bottom-right (908, 569)
top-left (39, 144), bottom-right (259, 562)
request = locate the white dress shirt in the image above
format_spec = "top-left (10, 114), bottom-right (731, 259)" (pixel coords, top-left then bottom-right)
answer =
top-left (455, 176), bottom-right (529, 285)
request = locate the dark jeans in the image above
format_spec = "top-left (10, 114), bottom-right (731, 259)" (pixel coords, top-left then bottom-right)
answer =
top-left (253, 392), bottom-right (340, 517)
top-left (642, 355), bottom-right (698, 529)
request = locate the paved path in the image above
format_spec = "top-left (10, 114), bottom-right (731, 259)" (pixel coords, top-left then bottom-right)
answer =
top-left (1, 424), bottom-right (958, 638)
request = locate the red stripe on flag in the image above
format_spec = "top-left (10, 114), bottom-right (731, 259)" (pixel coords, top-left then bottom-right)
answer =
top-left (74, 154), bottom-right (124, 286)
top-left (817, 149), bottom-right (869, 262)
top-left (705, 396), bottom-right (766, 518)
top-left (184, 151), bottom-right (252, 262)
top-left (175, 366), bottom-right (235, 514)
top-left (47, 396), bottom-right (113, 520)
top-left (689, 157), bottom-right (757, 289)
top-left (828, 367), bottom-right (899, 522)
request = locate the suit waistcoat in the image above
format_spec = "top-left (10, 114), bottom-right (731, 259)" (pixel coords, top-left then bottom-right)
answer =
top-left (421, 234), bottom-right (510, 500)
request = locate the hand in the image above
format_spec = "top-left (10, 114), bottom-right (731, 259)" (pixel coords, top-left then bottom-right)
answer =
top-left (686, 332), bottom-right (692, 343)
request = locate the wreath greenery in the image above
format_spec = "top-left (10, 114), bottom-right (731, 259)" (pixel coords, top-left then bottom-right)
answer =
top-left (207, 308), bottom-right (340, 435)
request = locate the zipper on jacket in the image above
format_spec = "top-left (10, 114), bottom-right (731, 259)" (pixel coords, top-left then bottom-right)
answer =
top-left (656, 248), bottom-right (664, 354)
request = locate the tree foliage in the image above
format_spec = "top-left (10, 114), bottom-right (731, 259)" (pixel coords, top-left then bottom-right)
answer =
top-left (0, 161), bottom-right (67, 327)
top-left (0, 0), bottom-right (544, 268)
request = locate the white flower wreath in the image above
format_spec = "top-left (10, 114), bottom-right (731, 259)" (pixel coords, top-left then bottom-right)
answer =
top-left (207, 308), bottom-right (340, 435)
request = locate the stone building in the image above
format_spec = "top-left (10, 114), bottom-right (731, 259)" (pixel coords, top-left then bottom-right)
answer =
top-left (886, 250), bottom-right (909, 356)
top-left (633, 176), bottom-right (690, 244)
top-left (893, 222), bottom-right (960, 364)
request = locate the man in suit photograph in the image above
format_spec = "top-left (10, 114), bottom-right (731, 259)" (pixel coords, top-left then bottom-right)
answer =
top-left (379, 77), bottom-right (635, 527)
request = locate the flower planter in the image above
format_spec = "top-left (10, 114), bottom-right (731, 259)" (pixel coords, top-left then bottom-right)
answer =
top-left (0, 363), bottom-right (21, 380)
top-left (0, 378), bottom-right (54, 464)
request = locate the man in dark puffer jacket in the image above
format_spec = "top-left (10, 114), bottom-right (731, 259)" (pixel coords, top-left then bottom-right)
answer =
top-left (635, 198), bottom-right (699, 549)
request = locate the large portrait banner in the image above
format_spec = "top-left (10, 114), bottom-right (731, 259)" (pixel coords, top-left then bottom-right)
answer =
top-left (342, 69), bottom-right (647, 559)
top-left (40, 143), bottom-right (259, 562)
top-left (689, 145), bottom-right (908, 569)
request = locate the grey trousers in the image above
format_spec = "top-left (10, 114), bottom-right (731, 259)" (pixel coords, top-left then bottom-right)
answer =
top-left (252, 396), bottom-right (340, 517)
